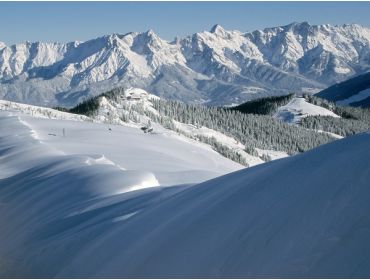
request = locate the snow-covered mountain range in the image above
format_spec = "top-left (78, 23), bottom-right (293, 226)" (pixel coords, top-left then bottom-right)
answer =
top-left (1, 22), bottom-right (370, 107)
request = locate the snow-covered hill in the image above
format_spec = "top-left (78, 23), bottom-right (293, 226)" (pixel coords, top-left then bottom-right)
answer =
top-left (1, 22), bottom-right (370, 107)
top-left (317, 71), bottom-right (370, 107)
top-left (6, 85), bottom-right (353, 166)
top-left (337, 88), bottom-right (370, 106)
top-left (1, 109), bottom-right (369, 278)
top-left (274, 97), bottom-right (340, 124)
top-left (0, 99), bottom-right (90, 121)
top-left (69, 88), bottom-right (308, 164)
top-left (0, 106), bottom-right (242, 186)
top-left (0, 90), bottom-right (282, 167)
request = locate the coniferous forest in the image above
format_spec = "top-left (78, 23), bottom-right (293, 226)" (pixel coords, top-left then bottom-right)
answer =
top-left (61, 88), bottom-right (370, 165)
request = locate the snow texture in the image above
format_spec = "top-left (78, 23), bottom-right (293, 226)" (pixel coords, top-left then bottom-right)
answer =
top-left (337, 88), bottom-right (370, 106)
top-left (0, 106), bottom-right (242, 186)
top-left (1, 95), bottom-right (275, 167)
top-left (274, 97), bottom-right (340, 124)
top-left (0, 111), bottom-right (369, 278)
top-left (1, 22), bottom-right (370, 107)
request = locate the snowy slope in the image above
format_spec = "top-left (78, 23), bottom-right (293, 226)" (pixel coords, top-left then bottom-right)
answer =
top-left (85, 88), bottom-right (291, 165)
top-left (23, 116), bottom-right (242, 185)
top-left (0, 95), bottom-right (286, 166)
top-left (0, 99), bottom-right (90, 121)
top-left (1, 22), bottom-right (370, 107)
top-left (0, 103), bottom-right (242, 185)
top-left (1, 110), bottom-right (369, 277)
top-left (337, 88), bottom-right (370, 106)
top-left (75, 131), bottom-right (370, 278)
top-left (316, 71), bottom-right (370, 107)
top-left (274, 97), bottom-right (339, 124)
top-left (173, 120), bottom-right (266, 166)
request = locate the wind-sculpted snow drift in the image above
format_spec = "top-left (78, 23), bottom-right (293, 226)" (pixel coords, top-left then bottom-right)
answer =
top-left (0, 112), bottom-right (370, 278)
top-left (0, 113), bottom-right (179, 277)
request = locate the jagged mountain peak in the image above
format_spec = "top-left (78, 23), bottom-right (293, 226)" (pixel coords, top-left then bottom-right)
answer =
top-left (286, 21), bottom-right (310, 28)
top-left (256, 21), bottom-right (369, 36)
top-left (140, 29), bottom-right (163, 43)
top-left (1, 22), bottom-right (370, 108)
top-left (171, 36), bottom-right (181, 45)
top-left (131, 30), bottom-right (165, 56)
top-left (133, 29), bottom-right (165, 48)
top-left (210, 24), bottom-right (226, 34)
top-left (144, 29), bottom-right (156, 36)
top-left (0, 42), bottom-right (6, 50)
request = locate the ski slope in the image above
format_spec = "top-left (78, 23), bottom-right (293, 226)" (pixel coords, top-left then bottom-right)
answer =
top-left (1, 109), bottom-right (369, 277)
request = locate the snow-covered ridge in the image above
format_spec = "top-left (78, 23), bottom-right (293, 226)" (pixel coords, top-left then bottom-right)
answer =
top-left (274, 97), bottom-right (340, 124)
top-left (316, 71), bottom-right (370, 108)
top-left (1, 22), bottom-right (370, 107)
top-left (1, 109), bottom-right (369, 277)
top-left (0, 97), bottom-right (243, 185)
top-left (172, 120), bottom-right (268, 167)
top-left (273, 97), bottom-right (344, 138)
top-left (337, 88), bottom-right (370, 106)
top-left (0, 113), bottom-right (160, 195)
top-left (0, 99), bottom-right (90, 121)
top-left (0, 87), bottom-right (290, 167)
top-left (89, 88), bottom-right (292, 166)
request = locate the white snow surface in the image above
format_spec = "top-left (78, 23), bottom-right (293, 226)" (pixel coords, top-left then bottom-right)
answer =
top-left (0, 96), bottom-right (273, 167)
top-left (79, 91), bottom-right (275, 166)
top-left (2, 22), bottom-right (370, 107)
top-left (173, 121), bottom-right (264, 167)
top-left (337, 88), bottom-right (370, 106)
top-left (1, 110), bottom-right (370, 277)
top-left (103, 91), bottom-right (290, 165)
top-left (0, 107), bottom-right (241, 186)
top-left (0, 99), bottom-right (90, 121)
top-left (316, 129), bottom-right (344, 139)
top-left (255, 148), bottom-right (289, 161)
top-left (274, 97), bottom-right (339, 124)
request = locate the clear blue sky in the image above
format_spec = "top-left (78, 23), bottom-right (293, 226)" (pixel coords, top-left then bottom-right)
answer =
top-left (1, 1), bottom-right (370, 45)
